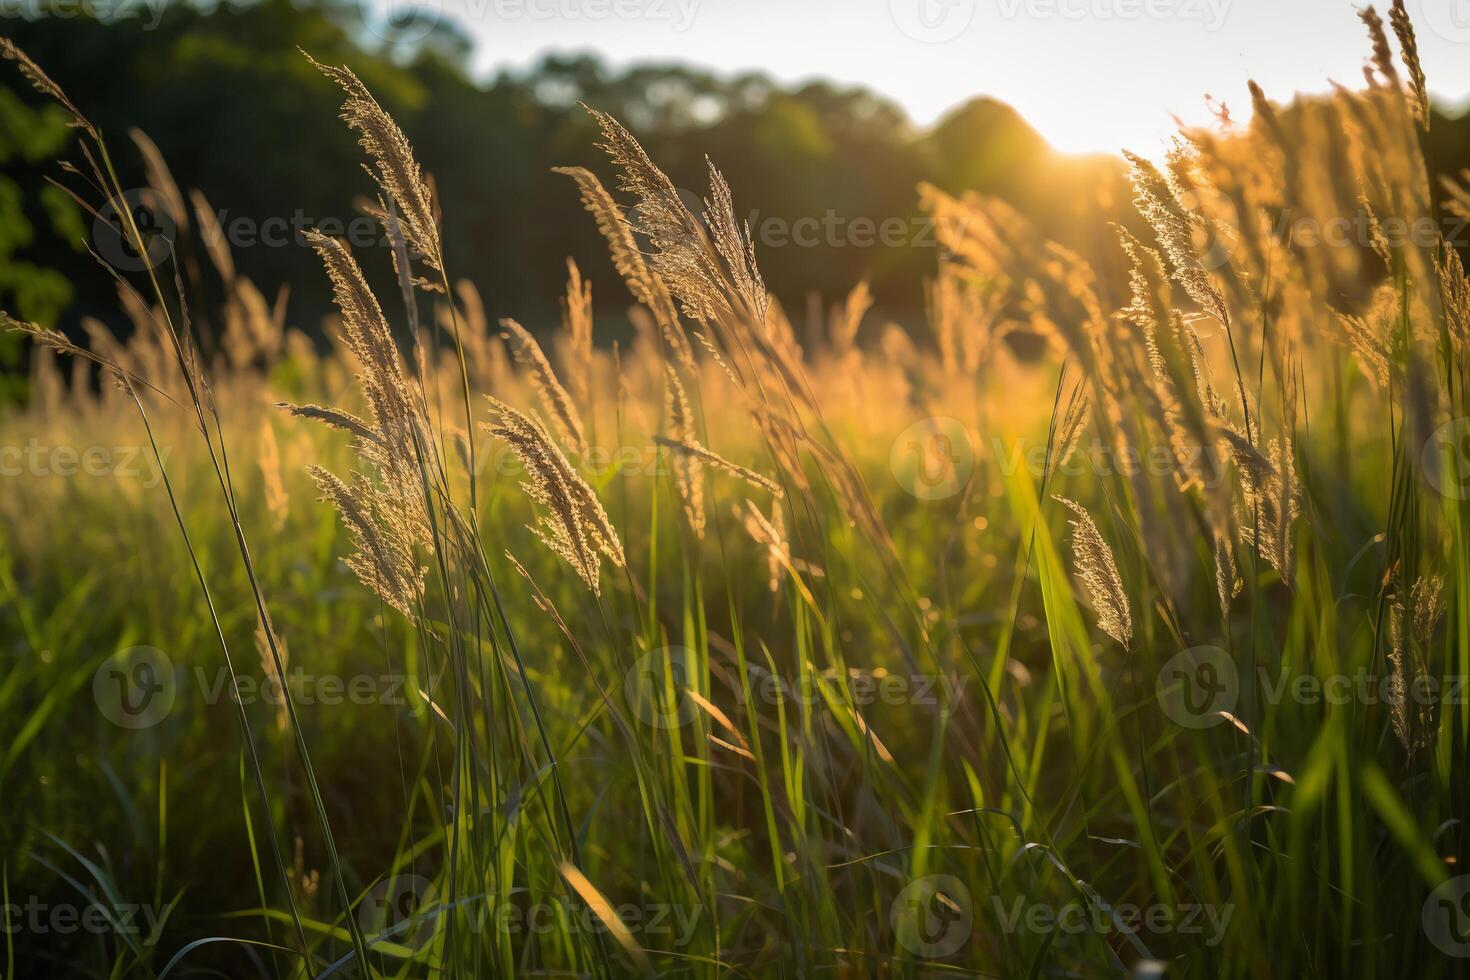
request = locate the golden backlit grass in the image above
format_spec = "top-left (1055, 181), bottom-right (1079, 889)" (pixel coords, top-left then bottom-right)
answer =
top-left (4, 4), bottom-right (1470, 976)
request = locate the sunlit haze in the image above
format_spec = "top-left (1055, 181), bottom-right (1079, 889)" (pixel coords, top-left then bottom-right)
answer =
top-left (368, 0), bottom-right (1470, 155)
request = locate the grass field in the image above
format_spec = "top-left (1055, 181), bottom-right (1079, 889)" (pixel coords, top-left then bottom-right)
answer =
top-left (4, 4), bottom-right (1470, 977)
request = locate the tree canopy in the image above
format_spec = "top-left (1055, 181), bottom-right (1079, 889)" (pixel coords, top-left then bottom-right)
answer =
top-left (2, 0), bottom-right (1468, 349)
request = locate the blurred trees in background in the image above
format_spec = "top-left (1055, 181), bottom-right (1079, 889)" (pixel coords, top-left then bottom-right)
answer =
top-left (1, 0), bottom-right (1468, 353)
top-left (0, 80), bottom-right (83, 396)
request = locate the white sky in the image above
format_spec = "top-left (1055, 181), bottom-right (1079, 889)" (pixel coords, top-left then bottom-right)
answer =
top-left (369, 0), bottom-right (1470, 155)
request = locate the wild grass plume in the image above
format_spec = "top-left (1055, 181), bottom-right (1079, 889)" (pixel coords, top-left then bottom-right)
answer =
top-left (3, 8), bottom-right (1470, 979)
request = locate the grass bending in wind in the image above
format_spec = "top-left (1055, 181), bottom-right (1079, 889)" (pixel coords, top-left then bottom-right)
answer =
top-left (2, 2), bottom-right (1470, 976)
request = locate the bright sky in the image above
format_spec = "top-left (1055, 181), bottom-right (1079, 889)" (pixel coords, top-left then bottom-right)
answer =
top-left (368, 0), bottom-right (1470, 155)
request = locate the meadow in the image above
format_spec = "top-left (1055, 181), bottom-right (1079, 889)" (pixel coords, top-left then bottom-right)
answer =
top-left (2, 3), bottom-right (1470, 977)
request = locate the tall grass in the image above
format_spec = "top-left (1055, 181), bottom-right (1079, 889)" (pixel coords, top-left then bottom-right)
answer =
top-left (2, 3), bottom-right (1470, 977)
